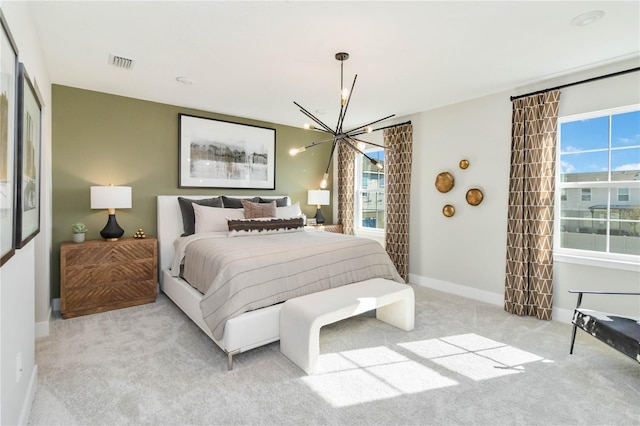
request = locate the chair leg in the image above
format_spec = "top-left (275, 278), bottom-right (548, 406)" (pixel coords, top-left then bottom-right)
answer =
top-left (570, 324), bottom-right (578, 354)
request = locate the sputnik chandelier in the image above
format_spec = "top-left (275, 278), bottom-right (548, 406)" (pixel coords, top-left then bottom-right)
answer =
top-left (289, 52), bottom-right (395, 188)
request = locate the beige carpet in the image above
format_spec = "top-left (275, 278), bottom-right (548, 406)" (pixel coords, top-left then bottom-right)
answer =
top-left (29, 285), bottom-right (639, 425)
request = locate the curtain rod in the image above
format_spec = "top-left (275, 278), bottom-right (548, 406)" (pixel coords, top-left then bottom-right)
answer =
top-left (373, 120), bottom-right (412, 132)
top-left (510, 67), bottom-right (640, 101)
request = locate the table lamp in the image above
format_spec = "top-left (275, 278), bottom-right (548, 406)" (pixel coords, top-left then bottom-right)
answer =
top-left (307, 189), bottom-right (330, 225)
top-left (90, 185), bottom-right (132, 241)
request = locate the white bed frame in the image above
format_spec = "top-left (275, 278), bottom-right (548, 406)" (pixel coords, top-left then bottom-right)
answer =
top-left (157, 195), bottom-right (291, 370)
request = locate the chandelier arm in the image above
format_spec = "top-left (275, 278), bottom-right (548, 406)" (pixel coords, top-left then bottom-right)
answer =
top-left (342, 137), bottom-right (378, 164)
top-left (294, 101), bottom-right (335, 134)
top-left (349, 136), bottom-right (388, 150)
top-left (300, 110), bottom-right (336, 135)
top-left (345, 114), bottom-right (396, 136)
top-left (324, 139), bottom-right (339, 175)
top-left (304, 137), bottom-right (337, 149)
top-left (336, 74), bottom-right (358, 134)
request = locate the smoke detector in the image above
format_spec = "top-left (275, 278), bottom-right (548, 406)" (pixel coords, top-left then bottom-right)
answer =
top-left (109, 54), bottom-right (135, 70)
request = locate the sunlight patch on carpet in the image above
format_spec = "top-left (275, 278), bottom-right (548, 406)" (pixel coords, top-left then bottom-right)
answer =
top-left (399, 333), bottom-right (547, 381)
top-left (300, 334), bottom-right (549, 407)
top-left (301, 346), bottom-right (458, 407)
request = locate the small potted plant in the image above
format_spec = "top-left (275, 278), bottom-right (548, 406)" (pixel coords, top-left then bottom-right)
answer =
top-left (71, 223), bottom-right (88, 243)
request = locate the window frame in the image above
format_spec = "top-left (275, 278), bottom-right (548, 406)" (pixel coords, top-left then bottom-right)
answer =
top-left (554, 104), bottom-right (640, 271)
top-left (354, 147), bottom-right (386, 233)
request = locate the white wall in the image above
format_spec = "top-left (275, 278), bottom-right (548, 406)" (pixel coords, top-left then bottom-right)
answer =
top-left (408, 58), bottom-right (640, 322)
top-left (0, 2), bottom-right (52, 424)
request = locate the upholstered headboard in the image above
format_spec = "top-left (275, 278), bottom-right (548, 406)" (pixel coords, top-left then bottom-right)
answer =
top-left (156, 195), bottom-right (290, 277)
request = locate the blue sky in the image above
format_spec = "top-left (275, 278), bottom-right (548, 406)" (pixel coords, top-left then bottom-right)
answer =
top-left (560, 110), bottom-right (640, 176)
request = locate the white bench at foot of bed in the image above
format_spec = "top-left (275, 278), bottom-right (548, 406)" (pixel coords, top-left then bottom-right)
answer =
top-left (279, 278), bottom-right (415, 375)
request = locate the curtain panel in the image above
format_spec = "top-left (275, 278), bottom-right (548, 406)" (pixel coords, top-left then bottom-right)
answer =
top-left (384, 123), bottom-right (413, 283)
top-left (504, 90), bottom-right (560, 320)
top-left (337, 143), bottom-right (355, 236)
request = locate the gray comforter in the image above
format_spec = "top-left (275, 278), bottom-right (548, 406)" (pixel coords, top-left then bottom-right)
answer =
top-left (175, 230), bottom-right (403, 340)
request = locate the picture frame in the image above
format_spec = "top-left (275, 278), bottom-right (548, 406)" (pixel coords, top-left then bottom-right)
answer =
top-left (179, 114), bottom-right (276, 189)
top-left (16, 63), bottom-right (43, 248)
top-left (0, 11), bottom-right (19, 266)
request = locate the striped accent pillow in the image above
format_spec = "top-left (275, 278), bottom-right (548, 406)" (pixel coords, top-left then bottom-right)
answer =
top-left (227, 217), bottom-right (304, 237)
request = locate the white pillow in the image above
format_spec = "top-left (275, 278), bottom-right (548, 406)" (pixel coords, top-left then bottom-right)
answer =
top-left (275, 202), bottom-right (302, 219)
top-left (193, 203), bottom-right (245, 233)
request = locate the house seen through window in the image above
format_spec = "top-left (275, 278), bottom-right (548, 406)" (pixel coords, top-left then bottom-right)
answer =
top-left (356, 149), bottom-right (385, 230)
top-left (556, 105), bottom-right (640, 260)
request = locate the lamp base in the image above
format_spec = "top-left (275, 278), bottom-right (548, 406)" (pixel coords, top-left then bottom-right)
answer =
top-left (314, 207), bottom-right (325, 225)
top-left (100, 213), bottom-right (125, 240)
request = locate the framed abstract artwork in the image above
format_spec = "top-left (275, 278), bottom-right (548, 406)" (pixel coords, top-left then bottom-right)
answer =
top-left (0, 11), bottom-right (18, 266)
top-left (16, 63), bottom-right (43, 248)
top-left (179, 114), bottom-right (276, 189)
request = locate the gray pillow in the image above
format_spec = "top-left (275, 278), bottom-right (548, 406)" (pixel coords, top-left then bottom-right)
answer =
top-left (178, 197), bottom-right (222, 236)
top-left (221, 196), bottom-right (259, 208)
top-left (258, 196), bottom-right (288, 207)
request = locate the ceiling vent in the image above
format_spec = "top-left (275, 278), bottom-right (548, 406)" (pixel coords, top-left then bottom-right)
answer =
top-left (109, 54), bottom-right (135, 70)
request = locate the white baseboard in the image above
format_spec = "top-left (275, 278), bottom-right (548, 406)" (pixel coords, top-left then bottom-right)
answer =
top-left (409, 274), bottom-right (503, 306)
top-left (18, 365), bottom-right (38, 426)
top-left (408, 274), bottom-right (574, 324)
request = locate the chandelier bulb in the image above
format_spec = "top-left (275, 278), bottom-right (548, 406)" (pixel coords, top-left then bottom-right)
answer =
top-left (303, 123), bottom-right (316, 130)
top-left (289, 147), bottom-right (305, 156)
top-left (320, 173), bottom-right (329, 189)
top-left (357, 141), bottom-right (366, 151)
top-left (340, 88), bottom-right (349, 105)
top-left (366, 126), bottom-right (373, 133)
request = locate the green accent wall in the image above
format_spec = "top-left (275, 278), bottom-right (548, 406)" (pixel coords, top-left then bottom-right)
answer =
top-left (52, 85), bottom-right (333, 298)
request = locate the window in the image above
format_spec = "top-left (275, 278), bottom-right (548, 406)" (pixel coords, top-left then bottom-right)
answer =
top-left (556, 105), bottom-right (640, 261)
top-left (355, 149), bottom-right (385, 230)
top-left (618, 188), bottom-right (630, 202)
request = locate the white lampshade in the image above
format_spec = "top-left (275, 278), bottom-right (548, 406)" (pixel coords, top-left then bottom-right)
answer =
top-left (90, 186), bottom-right (132, 209)
top-left (307, 189), bottom-right (330, 206)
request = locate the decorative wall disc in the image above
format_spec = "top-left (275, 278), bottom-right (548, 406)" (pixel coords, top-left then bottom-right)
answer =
top-left (442, 204), bottom-right (455, 217)
top-left (435, 172), bottom-right (455, 193)
top-left (466, 188), bottom-right (484, 206)
top-left (459, 159), bottom-right (469, 169)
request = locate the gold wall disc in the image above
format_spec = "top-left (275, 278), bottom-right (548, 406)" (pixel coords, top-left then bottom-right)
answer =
top-left (435, 172), bottom-right (455, 193)
top-left (466, 188), bottom-right (484, 206)
top-left (459, 159), bottom-right (469, 169)
top-left (442, 204), bottom-right (455, 217)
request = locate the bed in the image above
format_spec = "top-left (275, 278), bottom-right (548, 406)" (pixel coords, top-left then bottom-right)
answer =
top-left (157, 195), bottom-right (403, 369)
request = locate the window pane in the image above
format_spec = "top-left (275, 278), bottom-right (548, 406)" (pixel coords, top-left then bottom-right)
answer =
top-left (560, 151), bottom-right (608, 181)
top-left (560, 188), bottom-right (600, 218)
top-left (611, 110), bottom-right (640, 149)
top-left (560, 116), bottom-right (609, 152)
top-left (611, 147), bottom-right (640, 181)
top-left (361, 191), bottom-right (385, 229)
top-left (607, 225), bottom-right (640, 255)
top-left (560, 219), bottom-right (606, 252)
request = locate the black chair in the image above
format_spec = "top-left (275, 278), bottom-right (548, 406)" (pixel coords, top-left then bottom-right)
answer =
top-left (569, 290), bottom-right (640, 363)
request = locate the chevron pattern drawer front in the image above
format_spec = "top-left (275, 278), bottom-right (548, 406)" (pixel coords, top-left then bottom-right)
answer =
top-left (60, 237), bottom-right (158, 319)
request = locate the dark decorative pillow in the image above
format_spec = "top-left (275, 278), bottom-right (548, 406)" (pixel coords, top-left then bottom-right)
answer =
top-left (221, 196), bottom-right (259, 209)
top-left (258, 196), bottom-right (288, 207)
top-left (178, 197), bottom-right (223, 236)
top-left (241, 200), bottom-right (276, 219)
top-left (227, 217), bottom-right (305, 237)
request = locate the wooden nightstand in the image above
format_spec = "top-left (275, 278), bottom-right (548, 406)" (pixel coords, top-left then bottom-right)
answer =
top-left (60, 237), bottom-right (158, 319)
top-left (309, 224), bottom-right (343, 234)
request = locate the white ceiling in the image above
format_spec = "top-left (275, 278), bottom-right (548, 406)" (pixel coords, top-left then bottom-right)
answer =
top-left (27, 1), bottom-right (640, 130)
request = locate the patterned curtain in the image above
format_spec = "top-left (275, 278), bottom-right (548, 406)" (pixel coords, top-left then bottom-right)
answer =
top-left (504, 90), bottom-right (560, 320)
top-left (384, 123), bottom-right (413, 283)
top-left (337, 143), bottom-right (355, 235)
